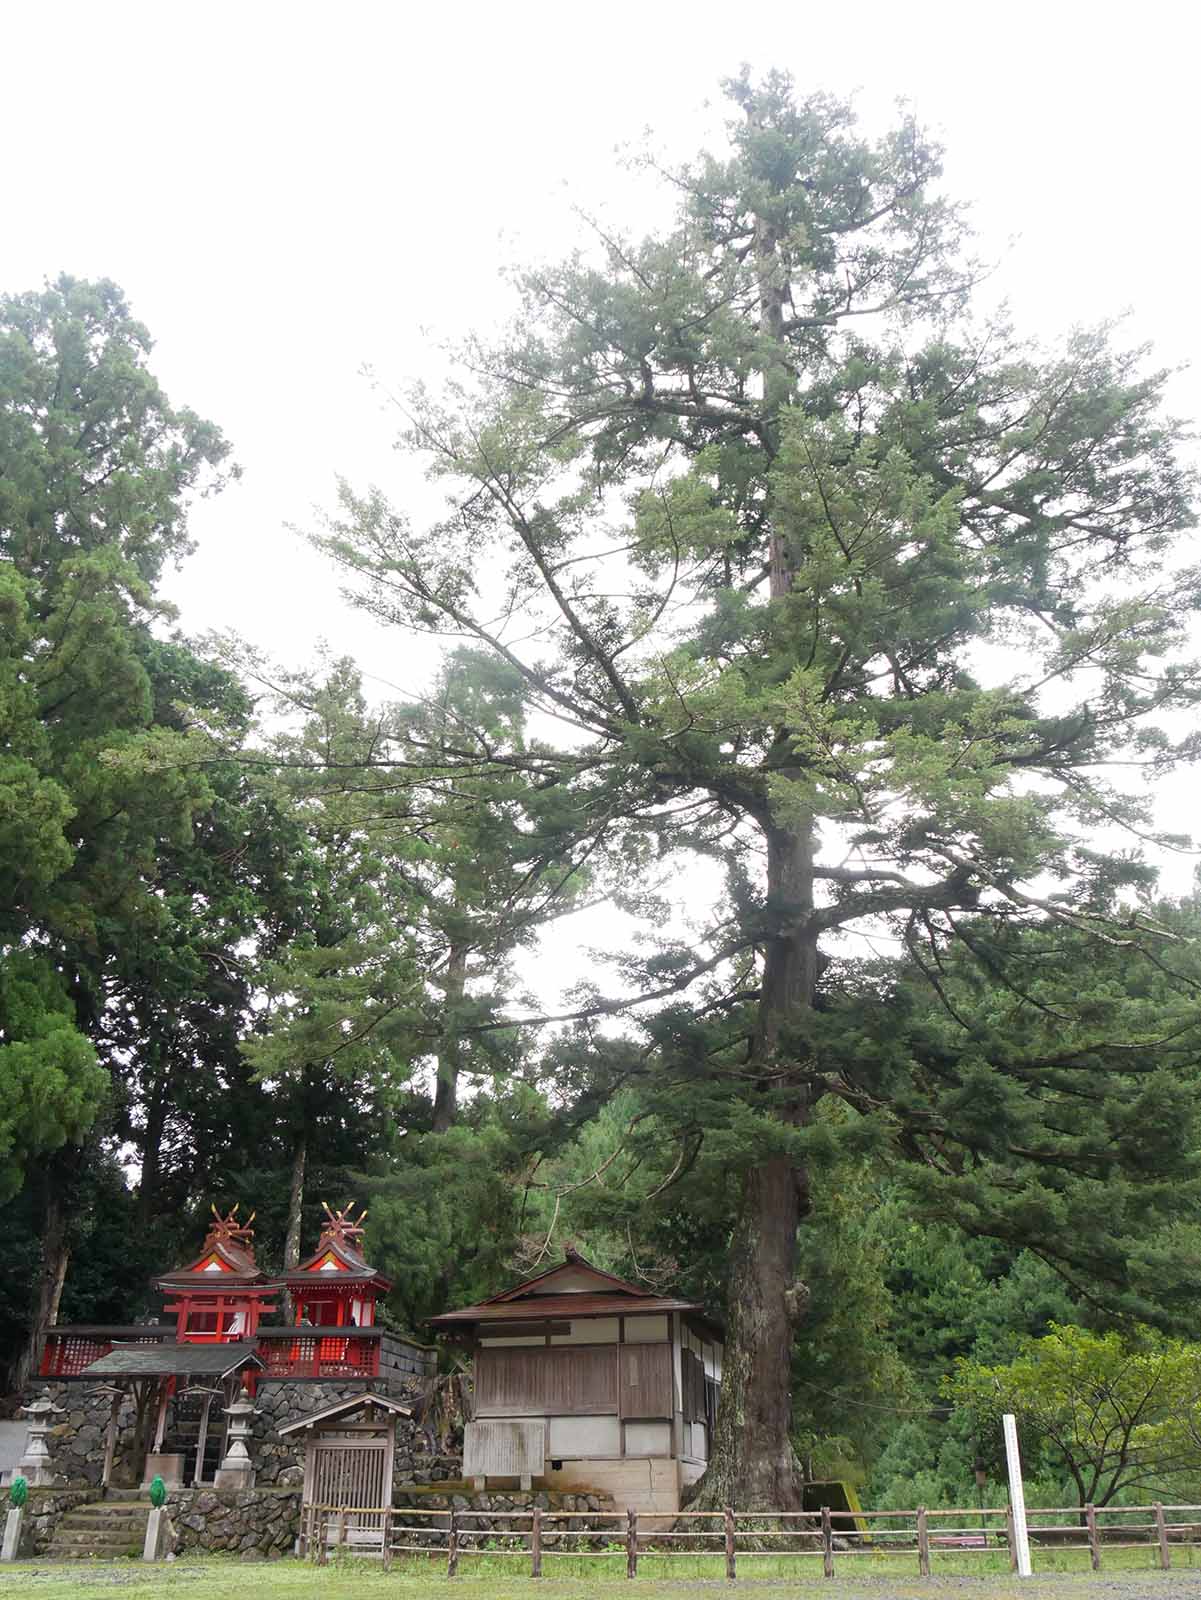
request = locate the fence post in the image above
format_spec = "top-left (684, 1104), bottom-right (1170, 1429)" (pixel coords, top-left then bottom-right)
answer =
top-left (1155, 1502), bottom-right (1171, 1570)
top-left (447, 1507), bottom-right (459, 1578)
top-left (382, 1506), bottom-right (392, 1571)
top-left (532, 1504), bottom-right (542, 1578)
top-left (317, 1515), bottom-right (329, 1567)
top-left (1085, 1504), bottom-right (1100, 1571)
top-left (917, 1507), bottom-right (930, 1578)
top-left (1005, 1506), bottom-right (1017, 1571)
top-left (627, 1507), bottom-right (639, 1579)
top-left (337, 1509), bottom-right (347, 1555)
top-left (724, 1506), bottom-right (735, 1581)
top-left (822, 1506), bottom-right (834, 1578)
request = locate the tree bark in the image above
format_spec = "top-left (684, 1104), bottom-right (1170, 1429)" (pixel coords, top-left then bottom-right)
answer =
top-left (692, 826), bottom-right (817, 1509)
top-left (281, 1127), bottom-right (307, 1321)
top-left (137, 1069), bottom-right (170, 1227)
top-left (284, 1132), bottom-right (307, 1270)
top-left (14, 1182), bottom-right (71, 1393)
top-left (433, 943), bottom-right (468, 1133)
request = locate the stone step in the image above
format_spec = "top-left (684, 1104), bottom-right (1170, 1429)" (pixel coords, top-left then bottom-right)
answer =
top-left (44, 1548), bottom-right (141, 1561)
top-left (45, 1532), bottom-right (144, 1555)
top-left (60, 1510), bottom-right (149, 1528)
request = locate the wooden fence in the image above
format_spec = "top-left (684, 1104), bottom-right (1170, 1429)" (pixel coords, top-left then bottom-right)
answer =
top-left (300, 1499), bottom-right (1201, 1576)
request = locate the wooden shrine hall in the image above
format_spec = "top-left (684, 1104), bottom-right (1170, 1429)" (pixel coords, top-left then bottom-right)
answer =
top-left (428, 1248), bottom-right (724, 1515)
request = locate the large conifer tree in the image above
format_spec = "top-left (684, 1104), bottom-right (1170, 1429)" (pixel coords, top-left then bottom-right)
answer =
top-left (315, 75), bottom-right (1200, 1504)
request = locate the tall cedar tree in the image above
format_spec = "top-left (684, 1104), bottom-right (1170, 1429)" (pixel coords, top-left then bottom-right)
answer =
top-left (0, 277), bottom-right (250, 1382)
top-left (314, 75), bottom-right (1198, 1505)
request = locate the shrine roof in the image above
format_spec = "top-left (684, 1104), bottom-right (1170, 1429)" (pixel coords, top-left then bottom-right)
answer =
top-left (277, 1391), bottom-right (412, 1435)
top-left (428, 1291), bottom-right (704, 1325)
top-left (286, 1237), bottom-right (383, 1279)
top-left (157, 1205), bottom-right (270, 1284)
top-left (285, 1202), bottom-right (390, 1288)
top-left (427, 1248), bottom-right (708, 1328)
top-left (80, 1342), bottom-right (264, 1380)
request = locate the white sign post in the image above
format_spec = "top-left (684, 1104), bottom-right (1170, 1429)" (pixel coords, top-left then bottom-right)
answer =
top-left (1003, 1412), bottom-right (1033, 1577)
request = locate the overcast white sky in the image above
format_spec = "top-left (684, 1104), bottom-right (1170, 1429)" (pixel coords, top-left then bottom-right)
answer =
top-left (6, 1), bottom-right (1201, 995)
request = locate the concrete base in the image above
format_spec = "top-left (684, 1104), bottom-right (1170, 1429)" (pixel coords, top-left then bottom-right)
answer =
top-left (142, 1452), bottom-right (185, 1490)
top-left (542, 1456), bottom-right (682, 1515)
top-left (16, 1466), bottom-right (55, 1489)
top-left (1, 1507), bottom-right (23, 1562)
top-left (213, 1465), bottom-right (255, 1491)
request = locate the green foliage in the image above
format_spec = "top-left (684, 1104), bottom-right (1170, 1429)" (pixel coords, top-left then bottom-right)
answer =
top-left (0, 954), bottom-right (106, 1200)
top-left (950, 1323), bottom-right (1201, 1506)
top-left (8, 1475), bottom-right (27, 1508)
top-left (148, 1474), bottom-right (166, 1508)
top-left (306, 74), bottom-right (1201, 1501)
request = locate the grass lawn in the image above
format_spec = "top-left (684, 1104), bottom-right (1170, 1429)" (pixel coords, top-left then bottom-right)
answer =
top-left (5, 1548), bottom-right (1201, 1599)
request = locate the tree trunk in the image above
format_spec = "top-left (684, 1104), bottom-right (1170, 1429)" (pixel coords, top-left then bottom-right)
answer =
top-left (137, 1070), bottom-right (170, 1226)
top-left (281, 1129), bottom-right (307, 1321)
top-left (284, 1132), bottom-right (307, 1270)
top-left (692, 825), bottom-right (817, 1509)
top-left (14, 1183), bottom-right (71, 1393)
top-left (433, 943), bottom-right (468, 1133)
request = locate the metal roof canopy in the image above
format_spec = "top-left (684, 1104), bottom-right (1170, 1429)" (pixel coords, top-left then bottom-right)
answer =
top-left (80, 1342), bottom-right (264, 1380)
top-left (428, 1292), bottom-right (704, 1324)
top-left (276, 1391), bottom-right (413, 1436)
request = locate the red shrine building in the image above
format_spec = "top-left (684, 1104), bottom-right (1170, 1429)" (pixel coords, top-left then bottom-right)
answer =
top-left (37, 1203), bottom-right (427, 1489)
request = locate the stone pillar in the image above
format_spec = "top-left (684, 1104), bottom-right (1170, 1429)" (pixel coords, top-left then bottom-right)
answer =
top-left (143, 1506), bottom-right (175, 1561)
top-left (17, 1392), bottom-right (65, 1488)
top-left (1, 1507), bottom-right (24, 1563)
top-left (214, 1387), bottom-right (258, 1490)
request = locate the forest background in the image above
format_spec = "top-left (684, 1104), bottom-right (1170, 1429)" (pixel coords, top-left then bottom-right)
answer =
top-left (5, 4), bottom-right (1201, 1516)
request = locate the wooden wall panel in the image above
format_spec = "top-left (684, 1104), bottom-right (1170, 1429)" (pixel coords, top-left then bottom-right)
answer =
top-left (619, 1343), bottom-right (673, 1419)
top-left (475, 1345), bottom-right (619, 1415)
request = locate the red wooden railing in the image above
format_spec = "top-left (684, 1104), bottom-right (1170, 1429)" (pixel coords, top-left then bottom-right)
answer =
top-left (255, 1327), bottom-right (382, 1379)
top-left (40, 1323), bottom-right (382, 1380)
top-left (40, 1327), bottom-right (170, 1377)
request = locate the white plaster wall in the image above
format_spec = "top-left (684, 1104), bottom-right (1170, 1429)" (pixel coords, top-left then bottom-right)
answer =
top-left (623, 1421), bottom-right (671, 1456)
top-left (547, 1415), bottom-right (621, 1457)
top-left (550, 1317), bottom-right (619, 1345)
top-left (478, 1334), bottom-right (544, 1346)
top-left (528, 1268), bottom-right (602, 1293)
top-left (623, 1315), bottom-right (668, 1343)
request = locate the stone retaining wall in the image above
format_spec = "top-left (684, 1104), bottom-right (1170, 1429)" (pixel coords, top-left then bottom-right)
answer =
top-left (168, 1487), bottom-right (302, 1559)
top-left (14, 1483), bottom-right (623, 1562)
top-left (25, 1370), bottom-right (459, 1490)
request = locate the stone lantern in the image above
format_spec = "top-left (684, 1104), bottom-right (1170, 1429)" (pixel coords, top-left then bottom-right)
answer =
top-left (18, 1391), bottom-right (66, 1487)
top-left (214, 1386), bottom-right (258, 1489)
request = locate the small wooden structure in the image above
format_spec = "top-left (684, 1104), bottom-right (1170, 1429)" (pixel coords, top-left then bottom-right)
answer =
top-left (283, 1202), bottom-right (391, 1330)
top-left (155, 1205), bottom-right (277, 1342)
top-left (280, 1391), bottom-right (411, 1558)
top-left (428, 1248), bottom-right (723, 1514)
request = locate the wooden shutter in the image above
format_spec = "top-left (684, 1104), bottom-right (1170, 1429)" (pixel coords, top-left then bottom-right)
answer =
top-left (475, 1346), bottom-right (618, 1414)
top-left (681, 1349), bottom-right (706, 1422)
top-left (619, 1343), bottom-right (672, 1419)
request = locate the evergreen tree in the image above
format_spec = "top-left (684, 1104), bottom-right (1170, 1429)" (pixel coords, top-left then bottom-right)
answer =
top-left (0, 276), bottom-right (246, 1382)
top-left (312, 73), bottom-right (1200, 1503)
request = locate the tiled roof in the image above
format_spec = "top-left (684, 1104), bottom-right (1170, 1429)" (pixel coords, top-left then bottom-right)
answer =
top-left (80, 1342), bottom-right (264, 1379)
